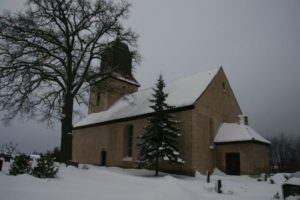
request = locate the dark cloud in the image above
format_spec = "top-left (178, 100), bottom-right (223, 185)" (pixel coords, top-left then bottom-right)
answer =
top-left (1, 0), bottom-right (299, 153)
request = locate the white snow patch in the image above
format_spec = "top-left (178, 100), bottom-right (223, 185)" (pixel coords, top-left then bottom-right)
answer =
top-left (270, 173), bottom-right (289, 185)
top-left (214, 123), bottom-right (270, 144)
top-left (291, 171), bottom-right (300, 178)
top-left (213, 168), bottom-right (226, 176)
top-left (286, 195), bottom-right (300, 200)
top-left (285, 177), bottom-right (300, 186)
top-left (122, 157), bottom-right (133, 161)
top-left (29, 154), bottom-right (41, 160)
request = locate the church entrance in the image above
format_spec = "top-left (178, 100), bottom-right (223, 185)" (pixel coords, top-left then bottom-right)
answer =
top-left (101, 150), bottom-right (107, 166)
top-left (225, 153), bottom-right (240, 175)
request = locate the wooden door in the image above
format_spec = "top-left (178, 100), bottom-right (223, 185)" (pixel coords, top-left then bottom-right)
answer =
top-left (226, 153), bottom-right (240, 175)
top-left (101, 150), bottom-right (107, 166)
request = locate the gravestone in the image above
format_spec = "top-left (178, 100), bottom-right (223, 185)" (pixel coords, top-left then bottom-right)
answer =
top-left (0, 159), bottom-right (3, 171)
top-left (206, 170), bottom-right (211, 183)
top-left (215, 180), bottom-right (222, 193)
top-left (66, 160), bottom-right (79, 168)
top-left (282, 178), bottom-right (300, 199)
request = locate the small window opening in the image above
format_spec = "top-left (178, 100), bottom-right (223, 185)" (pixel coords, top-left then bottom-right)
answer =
top-left (244, 116), bottom-right (249, 125)
top-left (96, 92), bottom-right (101, 106)
top-left (209, 118), bottom-right (214, 144)
top-left (222, 82), bottom-right (226, 90)
top-left (125, 125), bottom-right (133, 158)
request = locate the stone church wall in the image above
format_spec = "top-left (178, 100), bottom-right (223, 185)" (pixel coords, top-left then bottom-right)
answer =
top-left (191, 68), bottom-right (243, 174)
top-left (215, 143), bottom-right (270, 175)
top-left (72, 109), bottom-right (195, 175)
top-left (88, 77), bottom-right (139, 114)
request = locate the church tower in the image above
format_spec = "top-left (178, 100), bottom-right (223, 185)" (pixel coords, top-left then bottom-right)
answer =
top-left (88, 39), bottom-right (140, 114)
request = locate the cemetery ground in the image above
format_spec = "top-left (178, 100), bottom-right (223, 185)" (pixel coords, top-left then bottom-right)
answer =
top-left (0, 160), bottom-right (293, 200)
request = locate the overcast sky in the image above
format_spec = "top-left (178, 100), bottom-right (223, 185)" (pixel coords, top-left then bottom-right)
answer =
top-left (1, 0), bottom-right (299, 154)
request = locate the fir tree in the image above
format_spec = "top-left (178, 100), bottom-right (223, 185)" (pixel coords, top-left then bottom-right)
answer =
top-left (9, 154), bottom-right (32, 176)
top-left (137, 74), bottom-right (184, 176)
top-left (32, 152), bottom-right (58, 178)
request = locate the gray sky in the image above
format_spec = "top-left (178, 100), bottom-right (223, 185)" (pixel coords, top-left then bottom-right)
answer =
top-left (1, 0), bottom-right (300, 153)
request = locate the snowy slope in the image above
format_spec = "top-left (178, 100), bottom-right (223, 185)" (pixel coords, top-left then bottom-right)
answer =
top-left (0, 160), bottom-right (288, 200)
top-left (74, 68), bottom-right (220, 128)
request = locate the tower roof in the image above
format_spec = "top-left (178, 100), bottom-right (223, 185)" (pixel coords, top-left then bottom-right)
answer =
top-left (100, 38), bottom-right (137, 83)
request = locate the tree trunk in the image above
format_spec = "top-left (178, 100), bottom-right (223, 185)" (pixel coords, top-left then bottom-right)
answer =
top-left (60, 92), bottom-right (74, 162)
top-left (155, 150), bottom-right (159, 176)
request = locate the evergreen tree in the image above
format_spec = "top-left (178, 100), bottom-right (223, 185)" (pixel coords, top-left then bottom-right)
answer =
top-left (52, 147), bottom-right (61, 163)
top-left (9, 154), bottom-right (32, 176)
top-left (32, 152), bottom-right (58, 178)
top-left (137, 75), bottom-right (184, 176)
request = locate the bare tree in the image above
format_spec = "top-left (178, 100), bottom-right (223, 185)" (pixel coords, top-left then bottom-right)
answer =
top-left (0, 0), bottom-right (138, 161)
top-left (294, 136), bottom-right (300, 170)
top-left (269, 133), bottom-right (297, 172)
top-left (0, 141), bottom-right (18, 156)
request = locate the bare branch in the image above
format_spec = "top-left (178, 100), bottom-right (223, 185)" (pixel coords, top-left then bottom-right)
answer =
top-left (0, 0), bottom-right (139, 161)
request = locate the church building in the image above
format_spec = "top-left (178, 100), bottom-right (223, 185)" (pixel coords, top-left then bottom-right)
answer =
top-left (72, 40), bottom-right (270, 176)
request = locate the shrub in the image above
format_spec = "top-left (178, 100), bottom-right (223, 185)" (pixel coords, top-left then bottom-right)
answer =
top-left (32, 152), bottom-right (58, 178)
top-left (9, 154), bottom-right (32, 175)
top-left (52, 147), bottom-right (60, 162)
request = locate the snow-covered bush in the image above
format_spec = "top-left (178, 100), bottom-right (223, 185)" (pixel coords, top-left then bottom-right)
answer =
top-left (32, 152), bottom-right (58, 178)
top-left (9, 154), bottom-right (32, 175)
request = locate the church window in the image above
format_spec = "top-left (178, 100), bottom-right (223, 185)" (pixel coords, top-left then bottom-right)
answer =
top-left (222, 82), bottom-right (226, 90)
top-left (125, 125), bottom-right (134, 158)
top-left (209, 118), bottom-right (214, 144)
top-left (96, 92), bottom-right (101, 106)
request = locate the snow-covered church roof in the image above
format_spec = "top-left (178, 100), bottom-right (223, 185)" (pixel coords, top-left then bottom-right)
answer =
top-left (214, 123), bottom-right (270, 144)
top-left (74, 68), bottom-right (220, 128)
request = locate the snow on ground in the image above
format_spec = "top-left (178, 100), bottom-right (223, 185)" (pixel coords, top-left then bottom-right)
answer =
top-left (0, 160), bottom-right (289, 200)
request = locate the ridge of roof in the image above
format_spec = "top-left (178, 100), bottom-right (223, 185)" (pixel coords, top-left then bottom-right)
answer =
top-left (74, 67), bottom-right (220, 128)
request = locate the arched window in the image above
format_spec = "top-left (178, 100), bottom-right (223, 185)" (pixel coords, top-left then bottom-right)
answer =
top-left (124, 125), bottom-right (133, 158)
